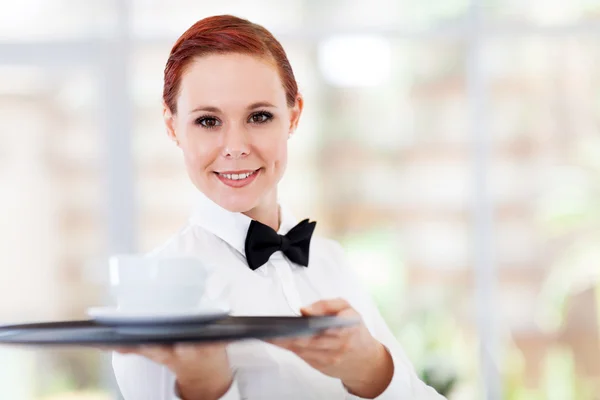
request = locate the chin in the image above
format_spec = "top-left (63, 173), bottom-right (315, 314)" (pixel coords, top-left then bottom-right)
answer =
top-left (213, 193), bottom-right (260, 214)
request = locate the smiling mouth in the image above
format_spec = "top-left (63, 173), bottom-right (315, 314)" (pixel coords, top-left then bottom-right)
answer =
top-left (214, 168), bottom-right (261, 187)
top-left (216, 169), bottom-right (259, 180)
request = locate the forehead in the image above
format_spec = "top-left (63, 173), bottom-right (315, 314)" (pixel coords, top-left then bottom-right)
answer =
top-left (178, 53), bottom-right (286, 109)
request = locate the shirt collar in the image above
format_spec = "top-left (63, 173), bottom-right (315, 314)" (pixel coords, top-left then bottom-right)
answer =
top-left (189, 192), bottom-right (299, 256)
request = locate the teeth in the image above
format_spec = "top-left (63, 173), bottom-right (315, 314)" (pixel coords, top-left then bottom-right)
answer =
top-left (220, 170), bottom-right (256, 180)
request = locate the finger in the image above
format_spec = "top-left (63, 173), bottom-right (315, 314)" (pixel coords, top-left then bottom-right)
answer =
top-left (136, 345), bottom-right (175, 364)
top-left (112, 346), bottom-right (140, 354)
top-left (337, 308), bottom-right (360, 319)
top-left (271, 334), bottom-right (341, 353)
top-left (299, 335), bottom-right (345, 351)
top-left (318, 307), bottom-right (364, 330)
top-left (172, 342), bottom-right (227, 361)
top-left (269, 335), bottom-right (322, 352)
top-left (292, 348), bottom-right (344, 367)
top-left (266, 337), bottom-right (300, 351)
top-left (319, 327), bottom-right (356, 337)
top-left (265, 333), bottom-right (313, 347)
top-left (266, 338), bottom-right (288, 346)
top-left (173, 344), bottom-right (199, 361)
top-left (95, 346), bottom-right (140, 354)
top-left (268, 326), bottom-right (356, 351)
top-left (301, 298), bottom-right (351, 316)
top-left (322, 328), bottom-right (343, 336)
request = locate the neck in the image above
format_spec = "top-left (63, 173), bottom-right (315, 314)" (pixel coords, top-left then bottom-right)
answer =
top-left (243, 191), bottom-right (280, 231)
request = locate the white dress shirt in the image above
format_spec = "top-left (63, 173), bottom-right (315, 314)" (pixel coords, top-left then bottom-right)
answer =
top-left (112, 193), bottom-right (444, 400)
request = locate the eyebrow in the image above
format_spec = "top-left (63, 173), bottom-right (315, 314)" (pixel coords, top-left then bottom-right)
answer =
top-left (190, 102), bottom-right (276, 114)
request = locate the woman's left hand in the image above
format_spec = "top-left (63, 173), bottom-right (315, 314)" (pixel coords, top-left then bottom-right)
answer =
top-left (268, 298), bottom-right (394, 398)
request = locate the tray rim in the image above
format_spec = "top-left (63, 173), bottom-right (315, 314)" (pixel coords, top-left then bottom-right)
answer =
top-left (0, 316), bottom-right (360, 346)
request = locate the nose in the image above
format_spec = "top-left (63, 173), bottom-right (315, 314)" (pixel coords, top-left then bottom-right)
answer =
top-left (221, 126), bottom-right (250, 159)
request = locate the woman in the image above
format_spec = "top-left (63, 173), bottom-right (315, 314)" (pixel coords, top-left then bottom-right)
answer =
top-left (112, 15), bottom-right (444, 400)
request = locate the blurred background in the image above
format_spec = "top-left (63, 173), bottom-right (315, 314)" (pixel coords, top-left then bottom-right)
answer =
top-left (1, 0), bottom-right (600, 399)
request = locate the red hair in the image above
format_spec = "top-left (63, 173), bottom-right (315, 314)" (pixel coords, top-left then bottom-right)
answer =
top-left (163, 15), bottom-right (298, 113)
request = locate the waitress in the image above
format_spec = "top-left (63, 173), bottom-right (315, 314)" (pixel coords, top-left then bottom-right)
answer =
top-left (112, 14), bottom-right (444, 400)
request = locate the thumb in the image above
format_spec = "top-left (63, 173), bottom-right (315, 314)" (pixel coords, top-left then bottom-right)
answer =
top-left (301, 298), bottom-right (350, 316)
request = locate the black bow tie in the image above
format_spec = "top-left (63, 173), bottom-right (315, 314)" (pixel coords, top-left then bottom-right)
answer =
top-left (244, 219), bottom-right (317, 271)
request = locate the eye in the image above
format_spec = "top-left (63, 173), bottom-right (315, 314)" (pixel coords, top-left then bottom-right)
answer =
top-left (248, 111), bottom-right (273, 124)
top-left (195, 116), bottom-right (221, 129)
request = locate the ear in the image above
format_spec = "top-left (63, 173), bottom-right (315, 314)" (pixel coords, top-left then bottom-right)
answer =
top-left (163, 102), bottom-right (179, 146)
top-left (288, 94), bottom-right (304, 137)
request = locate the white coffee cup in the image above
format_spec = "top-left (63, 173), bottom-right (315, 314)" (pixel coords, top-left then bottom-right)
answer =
top-left (108, 255), bottom-right (210, 313)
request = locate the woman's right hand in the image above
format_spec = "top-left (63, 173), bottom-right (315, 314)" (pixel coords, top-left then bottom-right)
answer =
top-left (114, 342), bottom-right (233, 400)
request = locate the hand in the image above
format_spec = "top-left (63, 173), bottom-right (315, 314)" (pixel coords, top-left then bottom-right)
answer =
top-left (268, 298), bottom-right (394, 398)
top-left (111, 342), bottom-right (233, 400)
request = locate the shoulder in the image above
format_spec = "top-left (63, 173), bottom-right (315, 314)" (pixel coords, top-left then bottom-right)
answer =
top-left (311, 235), bottom-right (345, 256)
top-left (309, 235), bottom-right (350, 273)
top-left (310, 236), bottom-right (378, 318)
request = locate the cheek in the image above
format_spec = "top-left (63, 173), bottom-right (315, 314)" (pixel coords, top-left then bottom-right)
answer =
top-left (182, 147), bottom-right (204, 168)
top-left (272, 138), bottom-right (288, 176)
top-left (260, 133), bottom-right (287, 167)
top-left (277, 143), bottom-right (288, 168)
top-left (179, 133), bottom-right (216, 170)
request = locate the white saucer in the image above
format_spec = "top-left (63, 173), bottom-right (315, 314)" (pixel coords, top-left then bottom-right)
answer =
top-left (86, 306), bottom-right (230, 326)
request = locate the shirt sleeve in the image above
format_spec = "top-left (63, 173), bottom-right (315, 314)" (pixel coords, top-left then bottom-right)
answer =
top-left (174, 376), bottom-right (241, 400)
top-left (344, 303), bottom-right (446, 400)
top-left (112, 352), bottom-right (242, 400)
top-left (327, 241), bottom-right (446, 400)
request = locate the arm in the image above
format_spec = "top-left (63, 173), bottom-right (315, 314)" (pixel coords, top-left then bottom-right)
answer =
top-left (112, 347), bottom-right (242, 400)
top-left (268, 239), bottom-right (445, 399)
top-left (112, 352), bottom-right (175, 400)
top-left (332, 243), bottom-right (446, 400)
top-left (346, 296), bottom-right (445, 400)
top-left (268, 295), bottom-right (444, 400)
